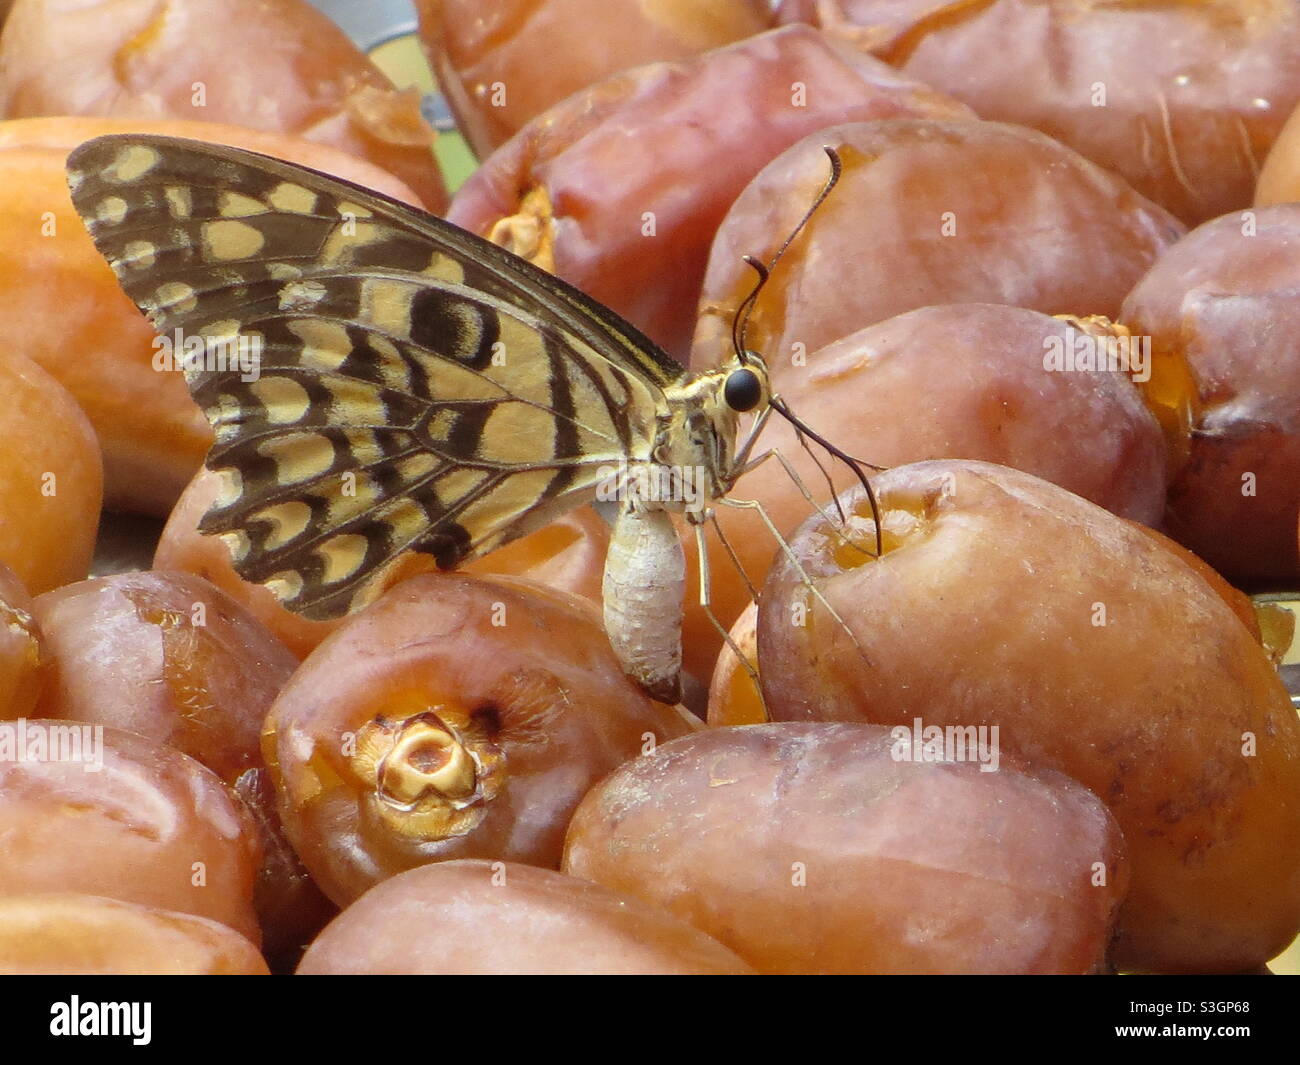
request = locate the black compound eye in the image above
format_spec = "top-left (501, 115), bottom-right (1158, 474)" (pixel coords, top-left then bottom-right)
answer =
top-left (724, 368), bottom-right (763, 412)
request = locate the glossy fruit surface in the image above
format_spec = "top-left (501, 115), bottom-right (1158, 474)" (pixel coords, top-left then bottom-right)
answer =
top-left (1121, 203), bottom-right (1300, 581)
top-left (31, 570), bottom-right (297, 782)
top-left (0, 353), bottom-right (101, 594)
top-left (0, 893), bottom-right (268, 975)
top-left (692, 119), bottom-right (1185, 377)
top-left (565, 722), bottom-right (1128, 974)
top-left (0, 719), bottom-right (261, 941)
top-left (297, 859), bottom-right (754, 974)
top-left (681, 303), bottom-right (1168, 683)
top-left (756, 460), bottom-right (1300, 972)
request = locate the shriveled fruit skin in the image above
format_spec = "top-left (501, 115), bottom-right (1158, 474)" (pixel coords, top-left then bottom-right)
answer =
top-left (30, 570), bottom-right (297, 783)
top-left (564, 723), bottom-right (1127, 974)
top-left (264, 573), bottom-right (695, 905)
top-left (1121, 204), bottom-right (1300, 582)
top-left (0, 562), bottom-right (43, 719)
top-left (297, 859), bottom-right (755, 975)
top-left (0, 893), bottom-right (268, 975)
top-left (681, 303), bottom-right (1168, 684)
top-left (690, 119), bottom-right (1185, 377)
top-left (0, 352), bottom-right (101, 594)
top-left (0, 0), bottom-right (446, 210)
top-left (0, 120), bottom-right (420, 517)
top-left (416, 0), bottom-right (773, 157)
top-left (0, 720), bottom-right (261, 941)
top-left (154, 468), bottom-right (610, 660)
top-left (757, 460), bottom-right (1300, 973)
top-left (779, 0), bottom-right (1300, 226)
top-left (448, 25), bottom-right (974, 358)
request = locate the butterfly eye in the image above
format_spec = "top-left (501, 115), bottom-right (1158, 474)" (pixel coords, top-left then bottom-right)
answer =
top-left (724, 368), bottom-right (763, 412)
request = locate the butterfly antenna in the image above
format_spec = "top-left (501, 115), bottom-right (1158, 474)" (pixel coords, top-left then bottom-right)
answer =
top-left (769, 396), bottom-right (884, 557)
top-left (732, 146), bottom-right (843, 363)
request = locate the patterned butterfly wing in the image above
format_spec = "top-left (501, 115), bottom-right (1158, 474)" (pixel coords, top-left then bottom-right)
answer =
top-left (66, 134), bottom-right (684, 619)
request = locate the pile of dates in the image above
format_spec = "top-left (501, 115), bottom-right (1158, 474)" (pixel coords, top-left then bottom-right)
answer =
top-left (0, 0), bottom-right (1299, 975)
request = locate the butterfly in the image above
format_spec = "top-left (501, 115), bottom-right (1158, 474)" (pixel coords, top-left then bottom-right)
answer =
top-left (66, 135), bottom-right (878, 704)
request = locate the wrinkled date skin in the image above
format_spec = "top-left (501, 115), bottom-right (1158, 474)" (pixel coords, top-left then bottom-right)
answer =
top-left (757, 460), bottom-right (1300, 973)
top-left (778, 0), bottom-right (1300, 226)
top-left (30, 570), bottom-right (298, 783)
top-left (691, 119), bottom-right (1185, 378)
top-left (0, 352), bottom-right (101, 595)
top-left (0, 562), bottom-right (43, 719)
top-left (0, 894), bottom-right (268, 975)
top-left (416, 0), bottom-right (773, 157)
top-left (264, 573), bottom-right (695, 905)
top-left (0, 721), bottom-right (262, 942)
top-left (564, 723), bottom-right (1128, 974)
top-left (0, 0), bottom-right (446, 210)
top-left (449, 25), bottom-right (974, 358)
top-left (0, 118), bottom-right (421, 517)
top-left (680, 303), bottom-right (1168, 682)
top-left (1121, 204), bottom-right (1300, 582)
top-left (155, 468), bottom-right (610, 660)
top-left (297, 859), bottom-right (754, 975)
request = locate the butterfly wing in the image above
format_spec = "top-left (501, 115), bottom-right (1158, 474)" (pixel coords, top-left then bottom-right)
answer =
top-left (67, 134), bottom-right (682, 619)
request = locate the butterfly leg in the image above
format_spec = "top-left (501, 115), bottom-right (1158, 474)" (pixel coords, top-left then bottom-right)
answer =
top-left (715, 493), bottom-right (874, 669)
top-left (687, 509), bottom-right (768, 720)
top-left (731, 446), bottom-right (882, 561)
top-left (729, 404), bottom-right (774, 474)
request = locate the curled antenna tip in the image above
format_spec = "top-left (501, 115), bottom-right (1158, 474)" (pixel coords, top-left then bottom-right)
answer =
top-left (730, 148), bottom-right (841, 362)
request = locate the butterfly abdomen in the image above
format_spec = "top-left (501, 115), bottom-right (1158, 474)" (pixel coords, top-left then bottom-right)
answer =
top-left (602, 500), bottom-right (685, 705)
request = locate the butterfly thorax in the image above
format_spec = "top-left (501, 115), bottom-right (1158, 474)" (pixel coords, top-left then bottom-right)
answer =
top-left (648, 360), bottom-right (765, 513)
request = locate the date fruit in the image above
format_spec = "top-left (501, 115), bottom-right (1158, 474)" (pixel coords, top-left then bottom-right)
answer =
top-left (0, 894), bottom-right (267, 975)
top-left (1121, 203), bottom-right (1300, 582)
top-left (0, 0), bottom-right (446, 210)
top-left (263, 572), bottom-right (695, 904)
top-left (0, 720), bottom-right (261, 941)
top-left (780, 0), bottom-right (1300, 225)
top-left (691, 119), bottom-right (1185, 378)
top-left (30, 570), bottom-right (297, 782)
top-left (564, 722), bottom-right (1128, 974)
top-left (416, 0), bottom-right (772, 157)
top-left (681, 303), bottom-right (1168, 682)
top-left (757, 459), bottom-right (1300, 973)
top-left (297, 859), bottom-right (754, 974)
top-left (449, 25), bottom-right (974, 357)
